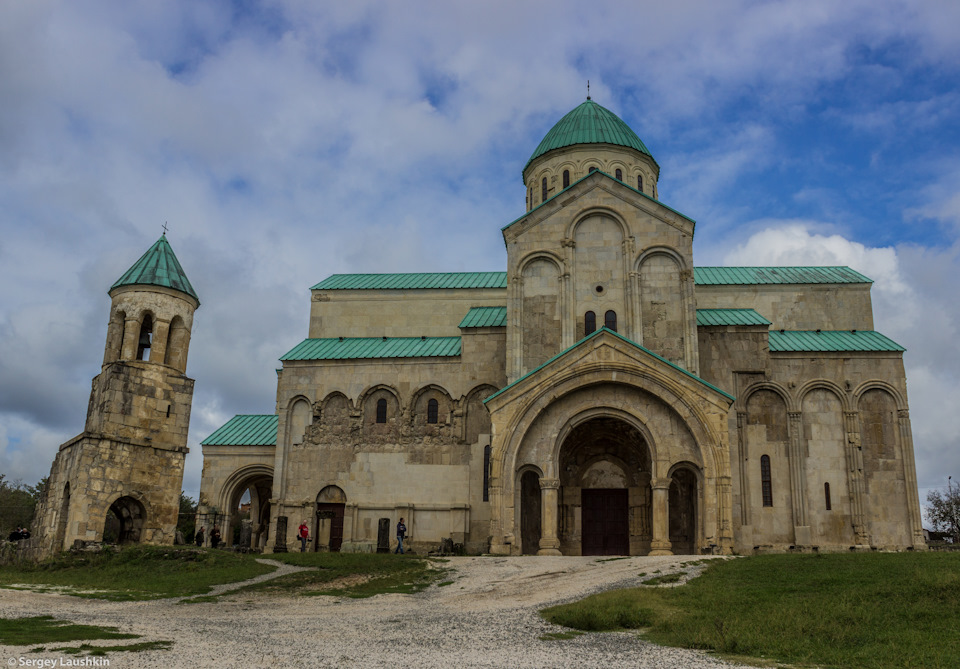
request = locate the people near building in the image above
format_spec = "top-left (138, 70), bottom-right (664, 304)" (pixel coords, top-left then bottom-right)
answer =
top-left (210, 526), bottom-right (221, 549)
top-left (195, 527), bottom-right (205, 547)
top-left (395, 518), bottom-right (407, 554)
top-left (298, 521), bottom-right (309, 552)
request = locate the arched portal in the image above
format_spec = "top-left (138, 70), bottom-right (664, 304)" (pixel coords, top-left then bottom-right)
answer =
top-left (669, 467), bottom-right (699, 554)
top-left (104, 496), bottom-right (145, 544)
top-left (316, 485), bottom-right (346, 552)
top-left (558, 416), bottom-right (652, 555)
top-left (520, 471), bottom-right (541, 554)
top-left (222, 468), bottom-right (273, 550)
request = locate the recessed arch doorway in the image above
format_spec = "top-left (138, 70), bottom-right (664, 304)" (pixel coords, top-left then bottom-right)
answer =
top-left (103, 496), bottom-right (145, 545)
top-left (315, 485), bottom-right (346, 552)
top-left (221, 467), bottom-right (273, 550)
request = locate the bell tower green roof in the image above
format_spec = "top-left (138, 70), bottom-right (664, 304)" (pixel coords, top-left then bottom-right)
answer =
top-left (525, 99), bottom-right (655, 173)
top-left (110, 234), bottom-right (199, 303)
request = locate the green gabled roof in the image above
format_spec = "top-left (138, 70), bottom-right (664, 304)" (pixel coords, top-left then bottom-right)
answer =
top-left (281, 336), bottom-right (461, 361)
top-left (201, 414), bottom-right (277, 446)
top-left (696, 309), bottom-right (772, 327)
top-left (525, 99), bottom-right (655, 173)
top-left (485, 327), bottom-right (734, 404)
top-left (459, 306), bottom-right (507, 328)
top-left (769, 330), bottom-right (904, 352)
top-left (312, 272), bottom-right (507, 291)
top-left (694, 266), bottom-right (871, 285)
top-left (110, 235), bottom-right (199, 302)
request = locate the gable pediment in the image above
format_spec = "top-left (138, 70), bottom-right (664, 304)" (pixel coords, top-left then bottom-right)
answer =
top-left (485, 328), bottom-right (733, 415)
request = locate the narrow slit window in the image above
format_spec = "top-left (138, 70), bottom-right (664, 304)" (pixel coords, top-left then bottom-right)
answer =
top-left (761, 455), bottom-right (773, 507)
top-left (584, 311), bottom-right (596, 335)
top-left (376, 398), bottom-right (387, 424)
top-left (562, 170), bottom-right (570, 188)
top-left (541, 177), bottom-right (548, 202)
top-left (483, 445), bottom-right (491, 502)
top-left (604, 310), bottom-right (617, 332)
top-left (824, 482), bottom-right (832, 510)
top-left (637, 175), bottom-right (643, 191)
top-left (615, 168), bottom-right (622, 180)
top-left (427, 398), bottom-right (439, 424)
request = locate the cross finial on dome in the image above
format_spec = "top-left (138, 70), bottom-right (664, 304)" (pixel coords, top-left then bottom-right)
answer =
top-left (587, 80), bottom-right (591, 100)
top-left (162, 222), bottom-right (169, 236)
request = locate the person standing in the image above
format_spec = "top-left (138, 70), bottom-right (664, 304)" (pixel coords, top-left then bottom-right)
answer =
top-left (195, 527), bottom-right (205, 547)
top-left (394, 517), bottom-right (407, 554)
top-left (298, 521), bottom-right (309, 552)
top-left (210, 526), bottom-right (221, 549)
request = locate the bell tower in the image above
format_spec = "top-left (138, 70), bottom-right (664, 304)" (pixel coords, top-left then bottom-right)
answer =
top-left (31, 234), bottom-right (200, 557)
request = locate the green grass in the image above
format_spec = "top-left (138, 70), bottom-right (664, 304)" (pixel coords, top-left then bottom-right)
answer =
top-left (0, 546), bottom-right (275, 600)
top-left (641, 571), bottom-right (685, 585)
top-left (542, 552), bottom-right (960, 668)
top-left (238, 551), bottom-right (444, 597)
top-left (0, 616), bottom-right (138, 645)
top-left (540, 630), bottom-right (585, 641)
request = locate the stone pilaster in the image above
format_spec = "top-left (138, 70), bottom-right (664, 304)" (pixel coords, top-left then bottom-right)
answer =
top-left (844, 411), bottom-right (870, 546)
top-left (537, 478), bottom-right (562, 555)
top-left (898, 409), bottom-right (927, 548)
top-left (649, 478), bottom-right (673, 556)
top-left (788, 411), bottom-right (811, 544)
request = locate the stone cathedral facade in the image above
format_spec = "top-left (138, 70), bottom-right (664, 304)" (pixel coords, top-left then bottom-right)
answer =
top-left (192, 99), bottom-right (922, 556)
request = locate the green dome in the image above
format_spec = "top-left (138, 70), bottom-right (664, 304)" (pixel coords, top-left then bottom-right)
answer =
top-left (110, 234), bottom-right (199, 303)
top-left (525, 99), bottom-right (655, 173)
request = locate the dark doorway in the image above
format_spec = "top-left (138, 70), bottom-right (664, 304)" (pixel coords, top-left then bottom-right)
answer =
top-left (669, 469), bottom-right (698, 554)
top-left (581, 488), bottom-right (629, 555)
top-left (104, 496), bottom-right (145, 545)
top-left (520, 471), bottom-right (541, 555)
top-left (316, 503), bottom-right (345, 552)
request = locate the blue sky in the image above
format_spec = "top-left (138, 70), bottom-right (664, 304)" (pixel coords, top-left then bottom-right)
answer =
top-left (1, 0), bottom-right (959, 514)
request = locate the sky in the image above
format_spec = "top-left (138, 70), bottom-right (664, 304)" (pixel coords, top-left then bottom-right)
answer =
top-left (2, 0), bottom-right (959, 518)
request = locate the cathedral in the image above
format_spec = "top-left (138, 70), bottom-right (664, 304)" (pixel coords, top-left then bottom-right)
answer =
top-left (32, 98), bottom-right (926, 558)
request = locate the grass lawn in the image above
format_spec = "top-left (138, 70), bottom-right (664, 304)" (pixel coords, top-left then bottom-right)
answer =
top-left (0, 545), bottom-right (275, 600)
top-left (542, 552), bottom-right (960, 669)
top-left (240, 551), bottom-right (445, 597)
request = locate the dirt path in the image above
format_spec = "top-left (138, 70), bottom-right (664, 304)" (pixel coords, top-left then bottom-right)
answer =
top-left (0, 554), bottom-right (751, 668)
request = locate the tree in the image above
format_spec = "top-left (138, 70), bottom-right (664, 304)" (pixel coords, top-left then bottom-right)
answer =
top-left (926, 485), bottom-right (960, 543)
top-left (178, 492), bottom-right (198, 543)
top-left (0, 475), bottom-right (45, 538)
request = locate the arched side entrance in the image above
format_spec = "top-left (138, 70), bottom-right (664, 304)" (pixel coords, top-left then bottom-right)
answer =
top-left (315, 485), bottom-right (346, 552)
top-left (558, 416), bottom-right (652, 555)
top-left (104, 496), bottom-right (145, 544)
top-left (219, 466), bottom-right (273, 550)
top-left (669, 465), bottom-right (699, 555)
top-left (519, 470), bottom-right (542, 554)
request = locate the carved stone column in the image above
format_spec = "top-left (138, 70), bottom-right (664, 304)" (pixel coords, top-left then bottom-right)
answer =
top-left (273, 515), bottom-right (288, 553)
top-left (121, 317), bottom-right (140, 360)
top-left (537, 478), bottom-right (562, 555)
top-left (897, 409), bottom-right (927, 548)
top-left (844, 411), bottom-right (869, 546)
top-left (736, 411), bottom-right (749, 527)
top-left (788, 411), bottom-right (811, 544)
top-left (649, 478), bottom-right (673, 556)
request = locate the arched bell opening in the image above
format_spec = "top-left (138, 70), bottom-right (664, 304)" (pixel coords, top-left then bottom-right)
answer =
top-left (668, 465), bottom-right (700, 555)
top-left (558, 416), bottom-right (652, 555)
top-left (103, 496), bottom-right (145, 545)
top-left (315, 485), bottom-right (346, 552)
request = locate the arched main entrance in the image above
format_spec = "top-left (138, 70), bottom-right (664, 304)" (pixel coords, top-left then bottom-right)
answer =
top-left (104, 496), bottom-right (145, 544)
top-left (558, 416), bottom-right (652, 555)
top-left (222, 467), bottom-right (273, 550)
top-left (315, 486), bottom-right (346, 552)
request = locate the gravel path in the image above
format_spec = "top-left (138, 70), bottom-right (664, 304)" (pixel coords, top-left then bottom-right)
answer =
top-left (0, 554), bottom-right (752, 668)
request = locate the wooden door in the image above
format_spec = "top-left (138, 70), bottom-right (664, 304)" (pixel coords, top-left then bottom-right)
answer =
top-left (317, 503), bottom-right (345, 552)
top-left (581, 489), bottom-right (629, 555)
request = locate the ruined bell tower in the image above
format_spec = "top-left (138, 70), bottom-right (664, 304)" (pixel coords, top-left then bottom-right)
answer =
top-left (31, 234), bottom-right (200, 557)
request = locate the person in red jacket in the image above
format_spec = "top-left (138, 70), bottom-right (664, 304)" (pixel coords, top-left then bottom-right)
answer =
top-left (298, 521), bottom-right (309, 552)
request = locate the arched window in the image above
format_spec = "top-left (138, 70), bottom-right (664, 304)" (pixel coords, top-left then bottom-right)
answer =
top-left (376, 398), bottom-right (387, 424)
top-left (136, 314), bottom-right (153, 361)
top-left (615, 168), bottom-right (622, 181)
top-left (588, 166), bottom-right (597, 173)
top-left (562, 170), bottom-right (570, 188)
top-left (761, 455), bottom-right (773, 507)
top-left (824, 482), bottom-right (832, 510)
top-left (584, 311), bottom-right (596, 336)
top-left (637, 175), bottom-right (643, 191)
top-left (541, 177), bottom-right (548, 202)
top-left (604, 310), bottom-right (617, 332)
top-left (427, 398), bottom-right (439, 424)
top-left (483, 445), bottom-right (491, 502)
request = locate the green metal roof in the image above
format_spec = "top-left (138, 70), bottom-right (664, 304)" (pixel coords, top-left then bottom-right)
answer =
top-left (201, 414), bottom-right (277, 446)
top-left (696, 309), bottom-right (772, 327)
top-left (768, 330), bottom-right (904, 352)
top-left (485, 327), bottom-right (734, 404)
top-left (525, 99), bottom-right (655, 173)
top-left (694, 266), bottom-right (872, 285)
top-left (312, 272), bottom-right (507, 291)
top-left (110, 235), bottom-right (199, 302)
top-left (281, 336), bottom-right (462, 361)
top-left (459, 306), bottom-right (507, 328)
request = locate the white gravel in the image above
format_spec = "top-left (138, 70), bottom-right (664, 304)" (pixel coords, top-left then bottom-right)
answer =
top-left (0, 554), bottom-right (754, 668)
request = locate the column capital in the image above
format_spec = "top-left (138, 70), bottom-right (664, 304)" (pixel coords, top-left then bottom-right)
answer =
top-left (651, 477), bottom-right (672, 490)
top-left (788, 411), bottom-right (803, 420)
top-left (539, 478), bottom-right (560, 490)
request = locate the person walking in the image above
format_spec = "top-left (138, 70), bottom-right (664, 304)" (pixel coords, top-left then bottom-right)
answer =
top-left (195, 527), bottom-right (205, 547)
top-left (298, 521), bottom-right (309, 552)
top-left (394, 517), bottom-right (407, 554)
top-left (210, 526), bottom-right (221, 549)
